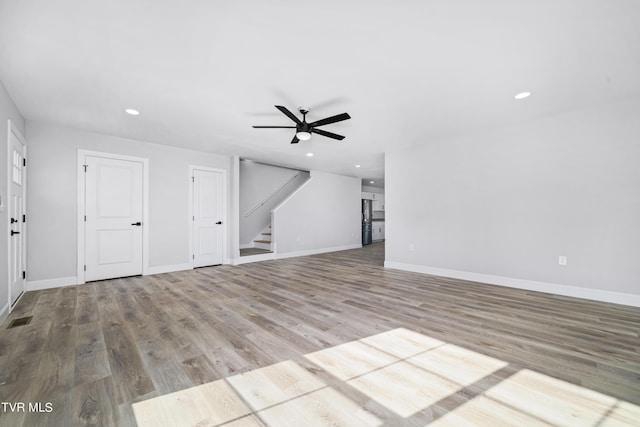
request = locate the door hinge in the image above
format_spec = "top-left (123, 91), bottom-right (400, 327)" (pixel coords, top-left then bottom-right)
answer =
top-left (84, 265), bottom-right (86, 271)
top-left (192, 216), bottom-right (195, 221)
top-left (83, 164), bottom-right (88, 172)
top-left (84, 215), bottom-right (87, 222)
top-left (23, 158), bottom-right (26, 167)
top-left (192, 176), bottom-right (195, 182)
top-left (22, 271), bottom-right (26, 279)
top-left (23, 214), bottom-right (26, 223)
top-left (192, 254), bottom-right (195, 260)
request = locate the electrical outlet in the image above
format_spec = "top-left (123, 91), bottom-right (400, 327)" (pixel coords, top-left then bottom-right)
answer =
top-left (558, 256), bottom-right (567, 266)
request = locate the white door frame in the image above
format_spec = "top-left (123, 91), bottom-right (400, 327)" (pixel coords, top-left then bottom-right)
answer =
top-left (188, 165), bottom-right (228, 267)
top-left (77, 149), bottom-right (149, 283)
top-left (6, 120), bottom-right (27, 311)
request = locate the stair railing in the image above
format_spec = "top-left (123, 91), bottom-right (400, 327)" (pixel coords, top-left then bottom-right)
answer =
top-left (244, 172), bottom-right (303, 218)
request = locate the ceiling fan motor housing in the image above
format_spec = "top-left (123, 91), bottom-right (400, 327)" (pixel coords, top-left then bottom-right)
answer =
top-left (297, 122), bottom-right (311, 132)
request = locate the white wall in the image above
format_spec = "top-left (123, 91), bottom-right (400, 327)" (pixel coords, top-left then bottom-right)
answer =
top-left (239, 160), bottom-right (309, 245)
top-left (25, 122), bottom-right (232, 283)
top-left (385, 100), bottom-right (640, 306)
top-left (0, 80), bottom-right (25, 320)
top-left (273, 171), bottom-right (361, 256)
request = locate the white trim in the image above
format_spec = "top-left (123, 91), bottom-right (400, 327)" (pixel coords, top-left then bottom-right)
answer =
top-left (275, 244), bottom-right (362, 260)
top-left (7, 120), bottom-right (27, 312)
top-left (11, 291), bottom-right (25, 310)
top-left (147, 263), bottom-right (192, 275)
top-left (77, 150), bottom-right (150, 284)
top-left (0, 301), bottom-right (9, 325)
top-left (270, 210), bottom-right (276, 253)
top-left (231, 155), bottom-right (241, 261)
top-left (384, 261), bottom-right (640, 308)
top-left (188, 165), bottom-right (229, 268)
top-left (239, 243), bottom-right (255, 249)
top-left (76, 154), bottom-right (84, 282)
top-left (232, 253), bottom-right (276, 265)
top-left (26, 276), bottom-right (78, 292)
top-left (5, 120), bottom-right (8, 311)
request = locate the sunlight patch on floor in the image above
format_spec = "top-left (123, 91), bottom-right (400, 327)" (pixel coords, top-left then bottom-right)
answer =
top-left (430, 368), bottom-right (640, 426)
top-left (132, 360), bottom-right (381, 427)
top-left (305, 327), bottom-right (508, 417)
top-left (132, 379), bottom-right (254, 426)
top-left (133, 328), bottom-right (640, 426)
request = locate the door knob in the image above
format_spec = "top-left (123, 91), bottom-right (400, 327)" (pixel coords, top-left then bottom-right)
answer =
top-left (11, 230), bottom-right (20, 236)
top-left (216, 221), bottom-right (222, 225)
top-left (131, 222), bottom-right (142, 226)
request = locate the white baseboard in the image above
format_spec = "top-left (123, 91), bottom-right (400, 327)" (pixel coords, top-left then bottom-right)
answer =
top-left (384, 261), bottom-right (640, 308)
top-left (0, 301), bottom-right (9, 326)
top-left (275, 243), bottom-right (362, 260)
top-left (22, 259), bottom-right (239, 292)
top-left (232, 253), bottom-right (276, 265)
top-left (26, 276), bottom-right (78, 291)
top-left (147, 263), bottom-right (192, 275)
top-left (25, 263), bottom-right (193, 291)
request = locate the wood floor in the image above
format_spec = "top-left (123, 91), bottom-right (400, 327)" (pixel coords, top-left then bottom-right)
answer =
top-left (1, 243), bottom-right (639, 426)
top-left (239, 248), bottom-right (272, 257)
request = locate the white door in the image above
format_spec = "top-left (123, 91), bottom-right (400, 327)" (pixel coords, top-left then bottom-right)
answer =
top-left (192, 169), bottom-right (224, 267)
top-left (8, 126), bottom-right (26, 306)
top-left (85, 155), bottom-right (143, 281)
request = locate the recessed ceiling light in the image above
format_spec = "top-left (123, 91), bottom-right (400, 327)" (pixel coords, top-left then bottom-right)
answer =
top-left (514, 92), bottom-right (531, 100)
top-left (125, 108), bottom-right (140, 115)
top-left (306, 152), bottom-right (314, 157)
top-left (355, 165), bottom-right (361, 168)
top-left (370, 181), bottom-right (375, 184)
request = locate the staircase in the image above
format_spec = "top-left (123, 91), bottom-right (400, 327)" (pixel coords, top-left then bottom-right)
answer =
top-left (253, 226), bottom-right (272, 251)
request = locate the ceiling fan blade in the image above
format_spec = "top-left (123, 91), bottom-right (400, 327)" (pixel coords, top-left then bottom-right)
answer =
top-left (311, 128), bottom-right (345, 140)
top-left (308, 112), bottom-right (351, 127)
top-left (252, 126), bottom-right (296, 128)
top-left (275, 105), bottom-right (302, 124)
top-left (290, 135), bottom-right (300, 144)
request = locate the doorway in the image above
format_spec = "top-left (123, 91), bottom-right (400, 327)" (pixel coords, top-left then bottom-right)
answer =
top-left (77, 150), bottom-right (149, 283)
top-left (7, 121), bottom-right (27, 308)
top-left (189, 166), bottom-right (227, 267)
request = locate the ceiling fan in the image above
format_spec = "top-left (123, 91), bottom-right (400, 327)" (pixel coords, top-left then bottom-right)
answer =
top-left (253, 105), bottom-right (351, 144)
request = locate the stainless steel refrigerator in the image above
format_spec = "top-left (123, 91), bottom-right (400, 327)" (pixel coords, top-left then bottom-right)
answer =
top-left (362, 199), bottom-right (372, 245)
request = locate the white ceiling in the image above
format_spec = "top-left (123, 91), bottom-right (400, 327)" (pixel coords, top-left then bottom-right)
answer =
top-left (1, 1), bottom-right (639, 184)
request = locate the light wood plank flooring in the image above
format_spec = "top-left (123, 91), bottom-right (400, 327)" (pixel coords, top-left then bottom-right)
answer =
top-left (1, 243), bottom-right (639, 426)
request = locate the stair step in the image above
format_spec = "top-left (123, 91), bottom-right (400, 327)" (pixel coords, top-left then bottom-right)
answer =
top-left (254, 239), bottom-right (271, 244)
top-left (262, 233), bottom-right (272, 236)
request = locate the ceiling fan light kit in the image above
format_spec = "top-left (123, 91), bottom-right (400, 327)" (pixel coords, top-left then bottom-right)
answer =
top-left (296, 131), bottom-right (312, 141)
top-left (253, 105), bottom-right (351, 144)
